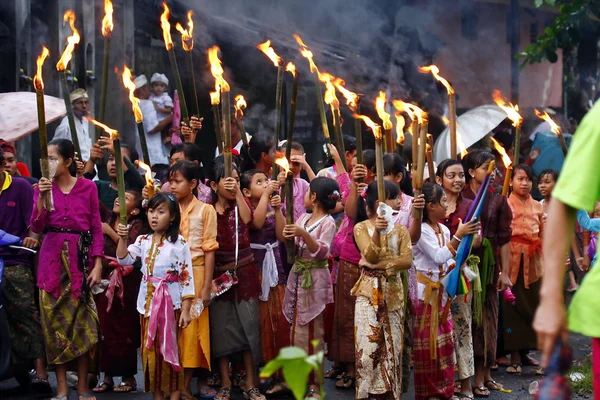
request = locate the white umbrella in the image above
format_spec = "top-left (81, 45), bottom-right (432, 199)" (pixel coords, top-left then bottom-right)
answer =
top-left (434, 104), bottom-right (507, 163)
top-left (0, 92), bottom-right (66, 142)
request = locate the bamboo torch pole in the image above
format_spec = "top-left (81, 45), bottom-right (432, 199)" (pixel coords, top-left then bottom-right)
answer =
top-left (502, 164), bottom-right (513, 196)
top-left (275, 65), bottom-right (284, 142)
top-left (314, 74), bottom-right (332, 157)
top-left (412, 116), bottom-right (428, 220)
top-left (211, 93), bottom-right (223, 153)
top-left (122, 66), bottom-right (150, 165)
top-left (59, 71), bottom-right (80, 156)
top-left (176, 11), bottom-right (199, 117)
top-left (427, 134), bottom-right (435, 184)
top-left (98, 0), bottom-right (114, 140)
top-left (285, 171), bottom-right (295, 263)
top-left (113, 133), bottom-right (128, 229)
top-left (34, 48), bottom-right (50, 186)
top-left (161, 3), bottom-right (188, 123)
top-left (411, 119), bottom-right (419, 186)
top-left (222, 90), bottom-right (232, 178)
top-left (513, 124), bottom-right (521, 164)
top-left (375, 135), bottom-right (385, 202)
top-left (449, 92), bottom-right (457, 159)
top-left (287, 63), bottom-right (299, 157)
top-left (234, 95), bottom-right (248, 147)
top-left (355, 100), bottom-right (363, 165)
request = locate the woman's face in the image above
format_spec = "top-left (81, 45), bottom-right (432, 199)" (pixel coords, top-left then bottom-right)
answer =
top-left (47, 145), bottom-right (70, 177)
top-left (538, 174), bottom-right (556, 198)
top-left (469, 160), bottom-right (491, 185)
top-left (169, 170), bottom-right (196, 201)
top-left (440, 164), bottom-right (465, 195)
top-left (512, 168), bottom-right (533, 197)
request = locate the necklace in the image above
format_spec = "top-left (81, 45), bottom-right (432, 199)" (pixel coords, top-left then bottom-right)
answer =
top-left (146, 234), bottom-right (166, 276)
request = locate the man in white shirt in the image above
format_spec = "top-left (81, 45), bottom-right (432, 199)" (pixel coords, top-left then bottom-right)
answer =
top-left (214, 119), bottom-right (250, 157)
top-left (133, 74), bottom-right (172, 165)
top-left (53, 89), bottom-right (93, 161)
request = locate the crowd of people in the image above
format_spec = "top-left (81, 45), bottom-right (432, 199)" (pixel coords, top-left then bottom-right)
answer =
top-left (0, 84), bottom-right (597, 400)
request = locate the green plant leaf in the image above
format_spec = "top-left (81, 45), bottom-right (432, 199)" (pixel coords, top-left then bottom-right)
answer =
top-left (278, 346), bottom-right (308, 360)
top-left (545, 49), bottom-right (559, 63)
top-left (259, 358), bottom-right (284, 379)
top-left (282, 359), bottom-right (314, 400)
top-left (535, 0), bottom-right (543, 7)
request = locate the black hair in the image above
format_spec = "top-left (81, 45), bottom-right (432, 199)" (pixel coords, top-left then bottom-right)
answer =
top-left (512, 163), bottom-right (534, 182)
top-left (362, 149), bottom-right (376, 171)
top-left (208, 155), bottom-right (241, 203)
top-left (343, 135), bottom-right (357, 153)
top-left (151, 163), bottom-right (170, 184)
top-left (169, 160), bottom-right (200, 197)
top-left (291, 142), bottom-right (304, 153)
top-left (383, 152), bottom-right (413, 196)
top-left (462, 150), bottom-right (494, 184)
top-left (240, 169), bottom-right (268, 191)
top-left (436, 159), bottom-right (463, 180)
top-left (538, 168), bottom-right (558, 183)
top-left (492, 131), bottom-right (513, 152)
top-left (125, 189), bottom-right (149, 233)
top-left (170, 143), bottom-right (202, 164)
top-left (147, 192), bottom-right (181, 243)
top-left (309, 176), bottom-right (340, 213)
top-left (355, 180), bottom-right (401, 224)
top-left (0, 147), bottom-right (4, 167)
top-left (48, 138), bottom-right (77, 177)
top-left (240, 132), bottom-right (275, 172)
top-left (422, 182), bottom-right (445, 223)
top-left (121, 144), bottom-right (139, 163)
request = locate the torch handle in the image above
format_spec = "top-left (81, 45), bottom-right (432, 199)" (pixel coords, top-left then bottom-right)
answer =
top-left (222, 91), bottom-right (233, 178)
top-left (513, 125), bottom-right (521, 164)
top-left (412, 189), bottom-right (423, 220)
top-left (384, 128), bottom-right (394, 154)
top-left (449, 93), bottom-right (457, 160)
top-left (36, 88), bottom-right (49, 177)
top-left (285, 173), bottom-right (295, 264)
top-left (60, 71), bottom-right (81, 157)
top-left (558, 133), bottom-right (568, 156)
top-left (502, 164), bottom-right (513, 196)
top-left (168, 48), bottom-right (189, 123)
top-left (236, 119), bottom-right (248, 147)
top-left (287, 74), bottom-right (300, 160)
top-left (411, 120), bottom-right (419, 173)
top-left (415, 122), bottom-right (428, 190)
top-left (137, 122), bottom-right (151, 165)
top-left (375, 138), bottom-right (385, 202)
top-left (97, 36), bottom-right (110, 142)
top-left (313, 73), bottom-right (331, 157)
top-left (113, 138), bottom-right (128, 230)
top-left (186, 50), bottom-right (200, 118)
top-left (333, 108), bottom-right (347, 170)
top-left (355, 102), bottom-right (363, 165)
top-left (213, 105), bottom-right (223, 153)
top-left (275, 66), bottom-right (284, 143)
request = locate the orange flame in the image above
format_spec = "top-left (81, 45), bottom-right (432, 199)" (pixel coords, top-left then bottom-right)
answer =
top-left (394, 101), bottom-right (425, 126)
top-left (234, 94), bottom-right (247, 119)
top-left (274, 153), bottom-right (290, 174)
top-left (208, 46), bottom-right (230, 93)
top-left (319, 73), bottom-right (339, 110)
top-left (122, 66), bottom-right (143, 123)
top-left (136, 161), bottom-right (153, 186)
top-left (160, 2), bottom-right (173, 51)
top-left (33, 47), bottom-right (49, 90)
top-left (175, 10), bottom-right (194, 51)
top-left (101, 0), bottom-right (114, 37)
top-left (210, 91), bottom-right (220, 105)
top-left (534, 109), bottom-right (561, 135)
top-left (395, 112), bottom-right (405, 145)
top-left (442, 116), bottom-right (468, 157)
top-left (293, 34), bottom-right (319, 73)
top-left (257, 40), bottom-right (283, 67)
top-left (492, 90), bottom-right (522, 127)
top-left (56, 11), bottom-right (80, 71)
top-left (354, 114), bottom-right (382, 139)
top-left (333, 78), bottom-right (359, 111)
top-left (418, 65), bottom-right (454, 95)
top-left (375, 91), bottom-right (393, 130)
top-left (86, 117), bottom-right (119, 140)
top-left (490, 136), bottom-right (511, 168)
top-left (285, 62), bottom-right (297, 78)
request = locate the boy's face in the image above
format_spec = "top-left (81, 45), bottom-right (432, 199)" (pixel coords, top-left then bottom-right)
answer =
top-left (152, 82), bottom-right (167, 95)
top-left (290, 148), bottom-right (303, 176)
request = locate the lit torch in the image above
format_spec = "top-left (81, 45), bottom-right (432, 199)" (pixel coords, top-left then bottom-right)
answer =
top-left (208, 46), bottom-right (232, 177)
top-left (275, 154), bottom-right (296, 263)
top-left (395, 101), bottom-right (426, 189)
top-left (443, 116), bottom-right (468, 159)
top-left (334, 78), bottom-right (362, 164)
top-left (56, 10), bottom-right (82, 156)
top-left (375, 91), bottom-right (394, 153)
top-left (122, 66), bottom-right (150, 165)
top-left (426, 135), bottom-right (435, 184)
top-left (210, 90), bottom-right (223, 153)
top-left (419, 65), bottom-right (457, 159)
top-left (355, 114), bottom-right (385, 202)
top-left (136, 160), bottom-right (155, 198)
top-left (414, 112), bottom-right (428, 220)
top-left (97, 0), bottom-right (114, 141)
top-left (87, 118), bottom-right (127, 228)
top-left (395, 111), bottom-right (405, 155)
top-left (161, 2), bottom-right (188, 122)
top-left (257, 40), bottom-right (285, 146)
top-left (491, 136), bottom-right (513, 196)
top-left (176, 10), bottom-right (199, 118)
top-left (34, 47), bottom-right (50, 185)
top-left (234, 94), bottom-right (248, 147)
top-left (286, 62), bottom-right (299, 161)
top-left (294, 34), bottom-right (331, 155)
top-left (493, 90), bottom-right (522, 163)
top-left (321, 73), bottom-right (346, 170)
top-left (535, 109), bottom-right (567, 156)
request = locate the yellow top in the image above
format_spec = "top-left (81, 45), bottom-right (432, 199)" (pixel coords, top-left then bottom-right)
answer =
top-left (179, 197), bottom-right (219, 262)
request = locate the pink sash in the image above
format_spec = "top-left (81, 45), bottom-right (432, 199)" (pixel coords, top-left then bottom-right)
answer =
top-left (104, 256), bottom-right (134, 313)
top-left (145, 273), bottom-right (181, 372)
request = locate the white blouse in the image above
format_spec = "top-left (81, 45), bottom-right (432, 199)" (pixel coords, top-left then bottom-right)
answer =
top-left (119, 234), bottom-right (195, 316)
top-left (412, 223), bottom-right (455, 306)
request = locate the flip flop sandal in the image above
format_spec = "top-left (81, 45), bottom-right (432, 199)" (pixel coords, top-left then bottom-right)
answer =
top-left (305, 388), bottom-right (320, 399)
top-left (324, 366), bottom-right (342, 379)
top-left (31, 376), bottom-right (53, 393)
top-left (51, 396), bottom-right (68, 400)
top-left (484, 380), bottom-right (502, 391)
top-left (207, 374), bottom-right (221, 387)
top-left (266, 382), bottom-right (292, 397)
top-left (473, 386), bottom-right (490, 398)
top-left (113, 382), bottom-right (137, 392)
top-left (92, 381), bottom-right (114, 393)
top-left (535, 368), bottom-right (546, 376)
top-left (506, 363), bottom-right (522, 374)
top-left (243, 387), bottom-right (266, 400)
top-left (78, 394), bottom-right (97, 400)
top-left (198, 386), bottom-right (217, 399)
top-left (215, 387), bottom-right (231, 400)
top-left (335, 375), bottom-right (355, 389)
top-left (454, 394), bottom-right (475, 399)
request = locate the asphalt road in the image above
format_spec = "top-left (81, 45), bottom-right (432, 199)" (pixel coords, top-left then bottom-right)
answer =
top-left (0, 332), bottom-right (592, 400)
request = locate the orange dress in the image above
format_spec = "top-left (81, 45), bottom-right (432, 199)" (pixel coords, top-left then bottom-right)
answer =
top-left (179, 197), bottom-right (219, 369)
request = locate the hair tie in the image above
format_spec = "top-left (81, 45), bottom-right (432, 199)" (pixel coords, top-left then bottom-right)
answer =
top-left (166, 193), bottom-right (176, 202)
top-left (329, 190), bottom-right (341, 201)
top-left (360, 187), bottom-right (368, 199)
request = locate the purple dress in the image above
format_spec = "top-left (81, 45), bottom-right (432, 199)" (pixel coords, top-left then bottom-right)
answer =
top-left (249, 208), bottom-right (286, 289)
top-left (31, 178), bottom-right (104, 299)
